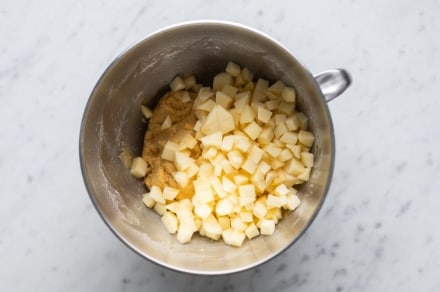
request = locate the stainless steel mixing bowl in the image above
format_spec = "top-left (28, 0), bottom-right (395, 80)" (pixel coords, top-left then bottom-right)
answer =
top-left (79, 20), bottom-right (351, 275)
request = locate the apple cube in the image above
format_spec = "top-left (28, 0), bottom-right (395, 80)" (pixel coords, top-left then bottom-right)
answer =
top-left (201, 105), bottom-right (235, 135)
top-left (130, 157), bottom-right (148, 178)
top-left (161, 141), bottom-right (179, 161)
top-left (284, 157), bottom-right (305, 176)
top-left (169, 76), bottom-right (185, 91)
top-left (281, 86), bottom-right (296, 103)
top-left (234, 91), bottom-right (251, 110)
top-left (260, 219), bottom-right (276, 235)
top-left (216, 91), bottom-right (233, 108)
top-left (243, 121), bottom-right (262, 140)
top-left (245, 223), bottom-right (260, 239)
top-left (197, 99), bottom-right (216, 111)
top-left (253, 79), bottom-right (269, 102)
top-left (268, 80), bottom-right (286, 95)
top-left (257, 106), bottom-right (272, 123)
top-left (162, 186), bottom-right (179, 200)
top-left (142, 193), bottom-right (155, 208)
top-left (203, 214), bottom-right (222, 235)
top-left (298, 130), bottom-right (315, 147)
top-left (161, 212), bottom-right (178, 234)
top-left (174, 152), bottom-right (195, 171)
top-left (253, 201), bottom-right (267, 219)
top-left (200, 131), bottom-right (223, 148)
top-left (266, 194), bottom-right (282, 208)
top-left (213, 72), bottom-right (233, 91)
top-left (220, 135), bottom-right (234, 152)
top-left (226, 61), bottom-right (241, 77)
top-left (140, 105), bottom-right (153, 119)
top-left (215, 198), bottom-right (234, 216)
top-left (239, 105), bottom-right (256, 124)
top-left (280, 132), bottom-right (298, 145)
top-left (286, 194), bottom-right (301, 210)
top-left (301, 152), bottom-right (314, 167)
top-left (222, 228), bottom-right (246, 247)
top-left (149, 185), bottom-right (165, 204)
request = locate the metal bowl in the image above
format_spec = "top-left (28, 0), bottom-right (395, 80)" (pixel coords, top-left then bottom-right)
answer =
top-left (79, 20), bottom-right (350, 275)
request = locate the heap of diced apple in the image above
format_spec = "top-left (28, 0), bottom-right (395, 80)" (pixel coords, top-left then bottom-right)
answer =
top-left (130, 62), bottom-right (315, 247)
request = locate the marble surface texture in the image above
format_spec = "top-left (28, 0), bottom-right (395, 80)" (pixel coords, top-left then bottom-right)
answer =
top-left (1, 0), bottom-right (440, 291)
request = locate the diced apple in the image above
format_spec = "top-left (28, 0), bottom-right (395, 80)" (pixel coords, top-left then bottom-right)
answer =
top-left (161, 141), bottom-right (179, 161)
top-left (297, 167), bottom-right (311, 181)
top-left (220, 135), bottom-right (234, 152)
top-left (161, 212), bottom-right (178, 234)
top-left (301, 152), bottom-right (314, 167)
top-left (194, 203), bottom-right (212, 218)
top-left (201, 105), bottom-right (235, 135)
top-left (163, 186), bottom-right (179, 200)
top-left (222, 85), bottom-right (238, 98)
top-left (274, 114), bottom-right (286, 126)
top-left (239, 105), bottom-right (256, 124)
top-left (274, 184), bottom-right (290, 196)
top-left (234, 91), bottom-right (251, 110)
top-left (176, 223), bottom-right (194, 244)
top-left (241, 159), bottom-right (258, 174)
top-left (210, 176), bottom-right (227, 199)
top-left (274, 122), bottom-right (288, 138)
top-left (142, 193), bottom-right (155, 208)
top-left (268, 80), bottom-right (286, 95)
top-left (240, 67), bottom-right (254, 82)
top-left (284, 157), bottom-right (305, 176)
top-left (216, 91), bottom-right (233, 108)
top-left (253, 201), bottom-right (267, 219)
top-left (154, 203), bottom-right (167, 215)
top-left (280, 132), bottom-right (298, 145)
top-left (130, 157), bottom-right (148, 178)
top-left (286, 144), bottom-right (302, 159)
top-left (226, 61), bottom-right (241, 77)
top-left (296, 112), bottom-right (309, 130)
top-left (260, 219), bottom-right (276, 235)
top-left (218, 216), bottom-right (231, 230)
top-left (298, 130), bottom-right (315, 147)
top-left (243, 121), bottom-right (262, 141)
top-left (203, 214), bottom-right (222, 235)
top-left (252, 79), bottom-right (269, 102)
top-left (148, 185), bottom-right (165, 204)
top-left (199, 131), bottom-right (223, 148)
top-left (140, 105), bottom-right (153, 119)
top-left (231, 217), bottom-right (247, 231)
top-left (285, 116), bottom-right (299, 131)
top-left (263, 143), bottom-right (282, 158)
top-left (278, 149), bottom-right (293, 162)
top-left (240, 210), bottom-right (253, 223)
top-left (265, 99), bottom-right (280, 111)
top-left (222, 228), bottom-right (246, 247)
top-left (281, 86), bottom-right (296, 103)
top-left (286, 193), bottom-right (301, 210)
top-left (266, 195), bottom-right (282, 208)
top-left (213, 72), bottom-right (233, 91)
top-left (245, 223), bottom-right (260, 239)
top-left (257, 106), bottom-right (272, 123)
top-left (234, 137), bottom-right (252, 153)
top-left (170, 76), bottom-right (185, 91)
top-left (182, 91), bottom-right (192, 103)
top-left (174, 152), bottom-right (195, 171)
top-left (197, 87), bottom-right (214, 101)
top-left (183, 75), bottom-right (196, 89)
top-left (197, 99), bottom-right (216, 111)
top-left (257, 127), bottom-right (274, 145)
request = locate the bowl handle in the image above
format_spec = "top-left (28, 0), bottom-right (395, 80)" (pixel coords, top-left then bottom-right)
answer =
top-left (314, 69), bottom-right (352, 102)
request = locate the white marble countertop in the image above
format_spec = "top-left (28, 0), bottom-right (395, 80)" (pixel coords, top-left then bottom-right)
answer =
top-left (1, 0), bottom-right (440, 291)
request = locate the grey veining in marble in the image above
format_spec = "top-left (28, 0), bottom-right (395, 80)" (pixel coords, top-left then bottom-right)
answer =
top-left (1, 0), bottom-right (440, 291)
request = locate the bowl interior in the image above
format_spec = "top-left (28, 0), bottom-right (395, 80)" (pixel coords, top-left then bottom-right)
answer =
top-left (80, 21), bottom-right (334, 274)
